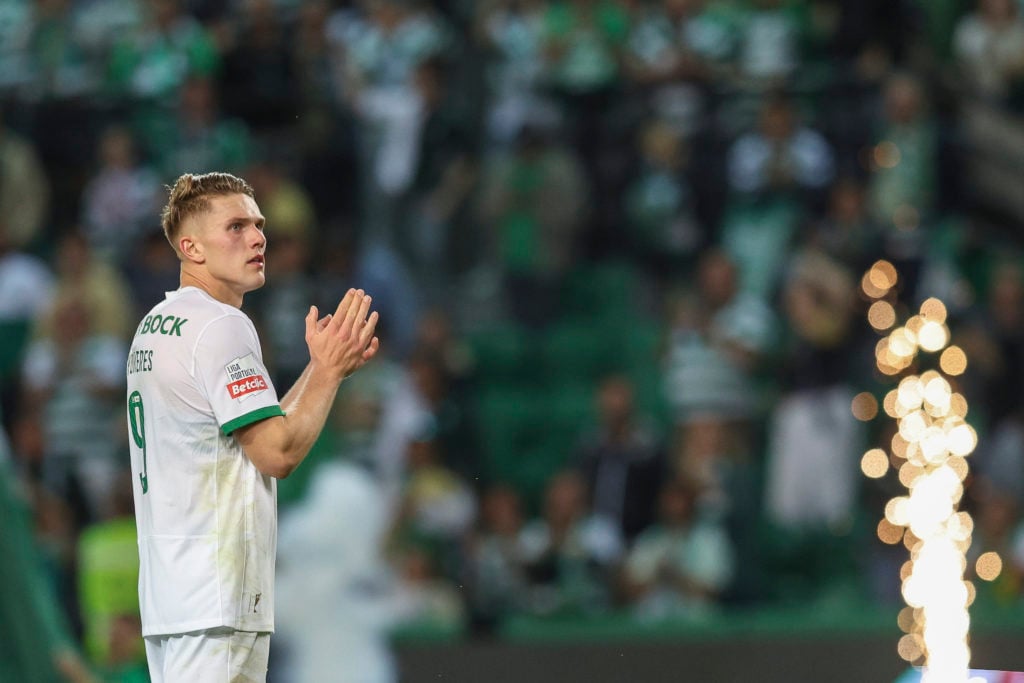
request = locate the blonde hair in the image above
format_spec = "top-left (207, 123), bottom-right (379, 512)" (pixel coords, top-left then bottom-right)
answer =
top-left (161, 172), bottom-right (254, 250)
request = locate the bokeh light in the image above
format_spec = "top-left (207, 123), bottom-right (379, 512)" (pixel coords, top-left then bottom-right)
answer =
top-left (851, 392), bottom-right (879, 421)
top-left (874, 141), bottom-right (902, 169)
top-left (861, 263), bottom-right (975, 681)
top-left (868, 300), bottom-right (897, 330)
top-left (920, 298), bottom-right (948, 323)
top-left (878, 518), bottom-right (905, 545)
top-left (869, 260), bottom-right (899, 292)
top-left (940, 346), bottom-right (968, 376)
top-left (863, 271), bottom-right (888, 299)
top-left (976, 552), bottom-right (1003, 582)
top-left (862, 448), bottom-right (890, 478)
top-left (918, 321), bottom-right (950, 353)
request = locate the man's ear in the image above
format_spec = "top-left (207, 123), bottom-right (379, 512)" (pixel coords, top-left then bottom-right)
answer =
top-left (180, 235), bottom-right (204, 264)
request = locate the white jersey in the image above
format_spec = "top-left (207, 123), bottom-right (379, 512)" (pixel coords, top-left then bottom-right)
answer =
top-left (126, 287), bottom-right (284, 636)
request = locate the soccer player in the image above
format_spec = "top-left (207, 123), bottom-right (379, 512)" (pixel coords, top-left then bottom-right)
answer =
top-left (126, 172), bottom-right (379, 682)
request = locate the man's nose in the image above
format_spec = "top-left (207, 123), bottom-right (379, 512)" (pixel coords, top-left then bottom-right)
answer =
top-left (250, 226), bottom-right (266, 248)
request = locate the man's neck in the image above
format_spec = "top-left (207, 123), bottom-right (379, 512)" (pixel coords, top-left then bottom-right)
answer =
top-left (180, 269), bottom-right (243, 308)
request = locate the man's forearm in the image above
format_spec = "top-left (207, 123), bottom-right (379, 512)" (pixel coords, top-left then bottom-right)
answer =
top-left (236, 361), bottom-right (343, 478)
top-left (274, 362), bottom-right (343, 474)
top-left (280, 362), bottom-right (314, 413)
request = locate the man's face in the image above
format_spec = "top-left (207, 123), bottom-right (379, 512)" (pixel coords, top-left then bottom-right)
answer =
top-left (187, 193), bottom-right (267, 297)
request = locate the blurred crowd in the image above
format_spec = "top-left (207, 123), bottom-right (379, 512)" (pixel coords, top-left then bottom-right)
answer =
top-left (6, 0), bottom-right (1024, 680)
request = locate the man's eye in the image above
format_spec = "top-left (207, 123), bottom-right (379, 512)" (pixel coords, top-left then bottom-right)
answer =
top-left (231, 223), bottom-right (243, 231)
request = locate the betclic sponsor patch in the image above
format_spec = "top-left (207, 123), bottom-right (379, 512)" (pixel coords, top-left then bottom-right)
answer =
top-left (225, 353), bottom-right (268, 401)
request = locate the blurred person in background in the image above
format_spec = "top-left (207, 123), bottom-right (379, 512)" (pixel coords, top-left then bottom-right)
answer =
top-left (803, 175), bottom-right (881, 274)
top-left (621, 476), bottom-right (734, 621)
top-left (80, 125), bottom-right (162, 265)
top-left (76, 470), bottom-right (146, 681)
top-left (573, 373), bottom-right (666, 544)
top-left (953, 0), bottom-right (1024, 109)
top-left (866, 72), bottom-right (937, 284)
top-left (663, 249), bottom-right (774, 492)
top-left (476, 122), bottom-right (587, 325)
top-left (0, 0), bottom-right (34, 96)
top-left (518, 469), bottom-right (623, 617)
top-left (106, 0), bottom-right (219, 105)
top-left (0, 420), bottom-right (101, 683)
top-left (48, 231), bottom-right (134, 339)
top-left (538, 0), bottom-right (631, 248)
top-left (24, 0), bottom-right (101, 101)
top-left (762, 248), bottom-right (864, 606)
top-left (402, 56), bottom-right (479, 298)
top-left (622, 118), bottom-right (705, 279)
top-left (21, 290), bottom-right (127, 526)
top-left (396, 422), bottom-right (477, 580)
top-left (277, 459), bottom-right (400, 683)
top-left (539, 0), bottom-right (629, 174)
top-left (723, 93), bottom-right (834, 300)
top-left (474, 0), bottom-right (556, 148)
top-left (0, 108), bottom-right (51, 249)
top-left (218, 0), bottom-right (300, 135)
top-left (145, 76), bottom-right (251, 181)
top-left (734, 0), bottom-right (810, 88)
top-left (339, 0), bottom-right (451, 243)
top-left (764, 249), bottom-right (862, 531)
top-left (290, 0), bottom-right (362, 226)
top-left (388, 541), bottom-right (468, 639)
top-left (468, 484), bottom-right (528, 629)
top-left (8, 411), bottom-right (81, 643)
top-left (0, 218), bottom-right (55, 425)
top-left (726, 92), bottom-right (835, 205)
top-left (624, 0), bottom-right (722, 94)
top-left (121, 229), bottom-right (181, 326)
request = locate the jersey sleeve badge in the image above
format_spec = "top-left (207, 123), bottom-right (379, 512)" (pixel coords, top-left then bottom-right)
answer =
top-left (225, 353), bottom-right (270, 401)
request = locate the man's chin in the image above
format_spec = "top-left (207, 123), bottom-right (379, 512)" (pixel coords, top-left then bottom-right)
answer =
top-left (244, 276), bottom-right (267, 293)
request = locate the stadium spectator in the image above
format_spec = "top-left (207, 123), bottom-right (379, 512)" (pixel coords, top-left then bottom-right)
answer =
top-left (474, 0), bottom-right (556, 146)
top-left (76, 471), bottom-right (144, 677)
top-left (0, 220), bottom-right (55, 417)
top-left (144, 76), bottom-right (251, 181)
top-left (723, 93), bottom-right (834, 299)
top-left (0, 110), bottom-right (51, 249)
top-left (277, 460), bottom-right (399, 683)
top-left (398, 427), bottom-right (477, 574)
top-left (573, 373), bottom-right (666, 543)
top-left (476, 122), bottom-right (587, 324)
top-left (80, 125), bottom-right (162, 265)
top-left (120, 229), bottom-right (180, 325)
top-left (953, 0), bottom-right (1024, 108)
top-left (20, 290), bottom-right (127, 524)
top-left (46, 231), bottom-right (134, 339)
top-left (764, 249), bottom-right (862, 530)
top-left (106, 0), bottom-right (219, 104)
top-left (622, 118), bottom-right (705, 276)
top-left (518, 470), bottom-right (623, 616)
top-left (726, 92), bottom-right (835, 203)
top-left (804, 176), bottom-right (881, 273)
top-left (621, 476), bottom-right (734, 620)
top-left (469, 484), bottom-right (528, 627)
top-left (866, 72), bottom-right (937, 271)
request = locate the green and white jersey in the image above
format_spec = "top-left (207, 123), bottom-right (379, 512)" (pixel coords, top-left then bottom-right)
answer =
top-left (126, 286), bottom-right (284, 636)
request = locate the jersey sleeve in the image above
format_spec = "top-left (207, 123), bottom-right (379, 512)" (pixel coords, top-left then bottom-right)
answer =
top-left (193, 313), bottom-right (285, 435)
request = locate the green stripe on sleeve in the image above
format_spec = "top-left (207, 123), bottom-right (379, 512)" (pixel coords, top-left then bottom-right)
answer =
top-left (221, 405), bottom-right (285, 435)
